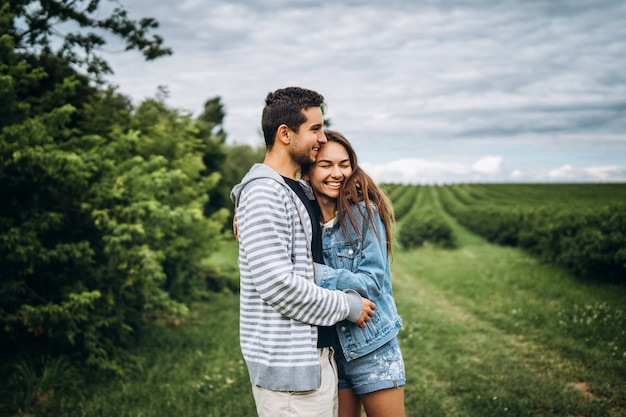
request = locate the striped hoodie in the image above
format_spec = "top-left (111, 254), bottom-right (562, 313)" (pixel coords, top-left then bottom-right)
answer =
top-left (231, 163), bottom-right (362, 392)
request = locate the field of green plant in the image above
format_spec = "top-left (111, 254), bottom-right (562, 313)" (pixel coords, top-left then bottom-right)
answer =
top-left (390, 183), bottom-right (626, 283)
top-left (390, 183), bottom-right (626, 416)
top-left (2, 184), bottom-right (625, 417)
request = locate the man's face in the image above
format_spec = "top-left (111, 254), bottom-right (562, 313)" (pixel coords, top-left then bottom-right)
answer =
top-left (288, 106), bottom-right (327, 166)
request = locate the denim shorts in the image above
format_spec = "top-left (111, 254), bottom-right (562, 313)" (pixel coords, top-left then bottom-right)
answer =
top-left (336, 337), bottom-right (406, 395)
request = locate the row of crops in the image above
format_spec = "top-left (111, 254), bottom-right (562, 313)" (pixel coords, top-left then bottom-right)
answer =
top-left (383, 183), bottom-right (626, 283)
top-left (382, 184), bottom-right (457, 249)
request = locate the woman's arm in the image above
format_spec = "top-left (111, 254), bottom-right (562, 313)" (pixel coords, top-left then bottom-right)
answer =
top-left (315, 204), bottom-right (389, 299)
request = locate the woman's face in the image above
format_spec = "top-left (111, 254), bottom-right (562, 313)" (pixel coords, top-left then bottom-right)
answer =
top-left (308, 141), bottom-right (353, 201)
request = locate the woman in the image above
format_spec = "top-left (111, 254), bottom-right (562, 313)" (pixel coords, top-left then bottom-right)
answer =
top-left (302, 130), bottom-right (405, 417)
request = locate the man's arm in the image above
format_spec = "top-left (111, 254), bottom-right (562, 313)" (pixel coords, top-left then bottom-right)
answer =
top-left (346, 290), bottom-right (376, 328)
top-left (235, 211), bottom-right (374, 328)
top-left (237, 180), bottom-right (374, 327)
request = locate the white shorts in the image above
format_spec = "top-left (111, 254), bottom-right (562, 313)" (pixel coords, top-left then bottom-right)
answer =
top-left (251, 347), bottom-right (338, 417)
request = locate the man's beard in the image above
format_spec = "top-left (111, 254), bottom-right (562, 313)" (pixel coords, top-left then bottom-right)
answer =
top-left (289, 144), bottom-right (315, 166)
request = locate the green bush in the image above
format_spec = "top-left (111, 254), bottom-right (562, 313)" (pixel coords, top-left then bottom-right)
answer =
top-left (0, 42), bottom-right (227, 372)
top-left (439, 183), bottom-right (626, 283)
top-left (453, 206), bottom-right (522, 246)
top-left (391, 185), bottom-right (421, 222)
top-left (519, 205), bottom-right (626, 282)
top-left (398, 211), bottom-right (457, 249)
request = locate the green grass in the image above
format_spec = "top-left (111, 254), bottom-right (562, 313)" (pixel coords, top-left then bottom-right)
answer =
top-left (394, 195), bottom-right (626, 417)
top-left (0, 290), bottom-right (257, 417)
top-left (395, 245), bottom-right (625, 416)
top-left (3, 220), bottom-right (625, 416)
top-left (77, 293), bottom-right (257, 417)
top-left (201, 236), bottom-right (241, 292)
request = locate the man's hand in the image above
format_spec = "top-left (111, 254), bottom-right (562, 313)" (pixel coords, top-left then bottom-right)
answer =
top-left (355, 298), bottom-right (376, 328)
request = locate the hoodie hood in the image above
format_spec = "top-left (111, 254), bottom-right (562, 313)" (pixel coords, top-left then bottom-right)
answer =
top-left (231, 163), bottom-right (287, 207)
top-left (230, 163), bottom-right (316, 248)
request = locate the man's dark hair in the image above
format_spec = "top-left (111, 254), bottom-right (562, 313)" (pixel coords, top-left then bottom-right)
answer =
top-left (261, 87), bottom-right (325, 149)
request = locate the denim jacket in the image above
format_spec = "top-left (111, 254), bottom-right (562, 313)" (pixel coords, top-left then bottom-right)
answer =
top-left (315, 201), bottom-right (403, 362)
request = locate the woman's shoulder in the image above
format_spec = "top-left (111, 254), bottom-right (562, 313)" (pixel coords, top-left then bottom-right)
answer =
top-left (348, 200), bottom-right (380, 216)
top-left (340, 201), bottom-right (384, 233)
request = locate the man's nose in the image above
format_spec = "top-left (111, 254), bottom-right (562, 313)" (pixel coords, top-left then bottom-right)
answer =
top-left (318, 131), bottom-right (327, 143)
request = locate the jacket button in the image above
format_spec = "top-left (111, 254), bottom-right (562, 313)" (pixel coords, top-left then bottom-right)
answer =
top-left (349, 352), bottom-right (355, 358)
top-left (340, 326), bottom-right (346, 332)
top-left (348, 249), bottom-right (353, 255)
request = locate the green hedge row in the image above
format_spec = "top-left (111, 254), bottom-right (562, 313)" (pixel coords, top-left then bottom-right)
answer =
top-left (391, 185), bottom-right (421, 222)
top-left (441, 188), bottom-right (626, 282)
top-left (397, 208), bottom-right (457, 249)
top-left (389, 186), bottom-right (457, 249)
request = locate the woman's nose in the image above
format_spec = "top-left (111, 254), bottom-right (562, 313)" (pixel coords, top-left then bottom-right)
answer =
top-left (331, 166), bottom-right (343, 177)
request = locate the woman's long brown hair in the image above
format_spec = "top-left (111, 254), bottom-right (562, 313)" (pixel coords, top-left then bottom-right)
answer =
top-left (307, 130), bottom-right (395, 256)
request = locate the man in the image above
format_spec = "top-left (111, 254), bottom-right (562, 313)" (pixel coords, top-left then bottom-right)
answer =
top-left (231, 87), bottom-right (376, 417)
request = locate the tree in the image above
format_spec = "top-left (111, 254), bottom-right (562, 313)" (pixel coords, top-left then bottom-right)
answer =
top-left (0, 1), bottom-right (227, 375)
top-left (7, 0), bottom-right (171, 79)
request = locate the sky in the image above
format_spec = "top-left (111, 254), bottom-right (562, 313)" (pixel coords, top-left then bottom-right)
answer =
top-left (100, 0), bottom-right (626, 184)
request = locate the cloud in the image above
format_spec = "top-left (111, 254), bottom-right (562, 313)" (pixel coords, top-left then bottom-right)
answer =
top-left (363, 159), bottom-right (626, 184)
top-left (548, 164), bottom-right (576, 179)
top-left (472, 156), bottom-right (503, 175)
top-left (363, 156), bottom-right (508, 184)
top-left (585, 165), bottom-right (624, 181)
top-left (511, 169), bottom-right (524, 179)
top-left (100, 0), bottom-right (626, 184)
top-left (548, 164), bottom-right (624, 181)
top-left (362, 158), bottom-right (469, 184)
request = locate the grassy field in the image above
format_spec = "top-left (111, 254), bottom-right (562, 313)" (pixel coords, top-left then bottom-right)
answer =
top-left (5, 214), bottom-right (625, 416)
top-left (394, 204), bottom-right (626, 417)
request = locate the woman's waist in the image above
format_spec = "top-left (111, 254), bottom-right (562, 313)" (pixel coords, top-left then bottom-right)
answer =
top-left (334, 315), bottom-right (402, 360)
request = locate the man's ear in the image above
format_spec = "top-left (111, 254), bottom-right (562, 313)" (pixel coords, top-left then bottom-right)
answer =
top-left (276, 124), bottom-right (291, 145)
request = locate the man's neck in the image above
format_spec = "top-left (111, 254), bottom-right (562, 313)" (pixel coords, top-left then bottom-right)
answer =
top-left (264, 151), bottom-right (300, 179)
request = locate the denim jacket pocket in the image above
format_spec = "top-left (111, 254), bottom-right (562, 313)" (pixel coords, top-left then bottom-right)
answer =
top-left (338, 314), bottom-right (402, 361)
top-left (335, 243), bottom-right (359, 270)
top-left (352, 313), bottom-right (381, 346)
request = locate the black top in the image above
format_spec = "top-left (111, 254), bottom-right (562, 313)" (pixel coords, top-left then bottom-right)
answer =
top-left (283, 177), bottom-right (338, 348)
